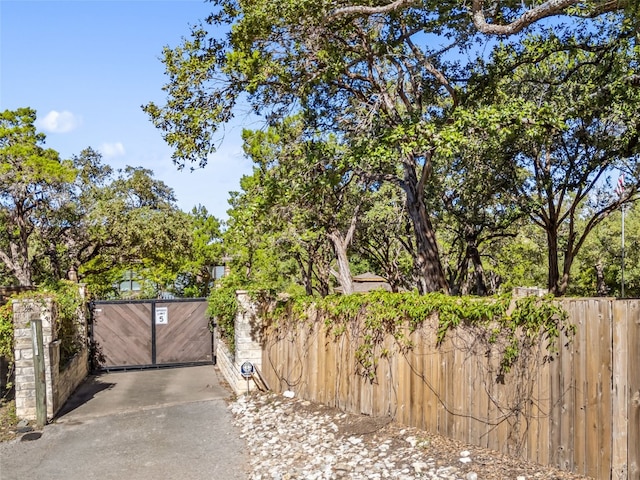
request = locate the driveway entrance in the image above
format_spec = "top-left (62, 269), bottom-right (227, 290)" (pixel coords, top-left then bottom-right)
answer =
top-left (0, 366), bottom-right (247, 480)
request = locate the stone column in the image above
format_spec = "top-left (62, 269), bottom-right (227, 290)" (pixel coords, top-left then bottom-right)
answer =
top-left (234, 290), bottom-right (263, 374)
top-left (12, 299), bottom-right (57, 421)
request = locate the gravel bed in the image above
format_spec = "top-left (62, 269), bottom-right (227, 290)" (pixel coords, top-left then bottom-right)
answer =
top-left (230, 392), bottom-right (592, 480)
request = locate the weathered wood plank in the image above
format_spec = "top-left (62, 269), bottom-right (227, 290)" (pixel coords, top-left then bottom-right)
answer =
top-left (611, 300), bottom-right (629, 480)
top-left (316, 324), bottom-right (326, 404)
top-left (427, 329), bottom-right (441, 435)
top-left (559, 299), bottom-right (576, 472)
top-left (597, 299), bottom-right (613, 480)
top-left (476, 346), bottom-right (490, 449)
top-left (451, 328), bottom-right (471, 441)
top-left (584, 299), bottom-right (601, 478)
top-left (399, 335), bottom-right (411, 427)
top-left (549, 330), bottom-right (563, 468)
top-left (540, 340), bottom-right (552, 467)
top-left (573, 300), bottom-right (587, 475)
top-left (628, 300), bottom-right (640, 480)
top-left (325, 326), bottom-right (337, 408)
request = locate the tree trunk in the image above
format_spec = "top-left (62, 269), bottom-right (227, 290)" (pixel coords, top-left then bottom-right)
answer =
top-left (328, 230), bottom-right (354, 295)
top-left (293, 253), bottom-right (314, 296)
top-left (595, 261), bottom-right (608, 296)
top-left (1, 241), bottom-right (33, 287)
top-left (314, 262), bottom-right (331, 297)
top-left (467, 239), bottom-right (488, 296)
top-left (402, 163), bottom-right (448, 294)
top-left (558, 241), bottom-right (575, 296)
top-left (546, 228), bottom-right (561, 295)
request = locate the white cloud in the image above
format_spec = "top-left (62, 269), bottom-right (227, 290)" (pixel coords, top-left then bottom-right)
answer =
top-left (38, 110), bottom-right (80, 133)
top-left (99, 142), bottom-right (126, 158)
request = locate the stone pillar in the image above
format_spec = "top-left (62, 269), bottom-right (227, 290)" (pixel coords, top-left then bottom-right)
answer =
top-left (12, 299), bottom-right (57, 421)
top-left (213, 291), bottom-right (265, 395)
top-left (234, 290), bottom-right (263, 376)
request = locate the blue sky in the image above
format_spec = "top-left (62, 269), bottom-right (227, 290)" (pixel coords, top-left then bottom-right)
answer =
top-left (1, 0), bottom-right (255, 219)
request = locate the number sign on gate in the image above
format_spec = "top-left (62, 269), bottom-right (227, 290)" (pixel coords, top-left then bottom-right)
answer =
top-left (155, 306), bottom-right (168, 325)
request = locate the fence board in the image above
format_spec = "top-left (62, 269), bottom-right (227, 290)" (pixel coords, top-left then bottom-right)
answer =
top-left (628, 300), bottom-right (640, 480)
top-left (426, 335), bottom-right (439, 435)
top-left (573, 300), bottom-right (587, 474)
top-left (539, 344), bottom-right (551, 466)
top-left (584, 300), bottom-right (600, 477)
top-left (316, 326), bottom-right (327, 404)
top-left (612, 300), bottom-right (629, 480)
top-left (560, 306), bottom-right (576, 472)
top-left (476, 347), bottom-right (490, 449)
top-left (452, 336), bottom-right (464, 443)
top-left (409, 330), bottom-right (423, 429)
top-left (485, 349), bottom-right (499, 452)
top-left (598, 300), bottom-right (613, 480)
top-left (550, 335), bottom-right (562, 467)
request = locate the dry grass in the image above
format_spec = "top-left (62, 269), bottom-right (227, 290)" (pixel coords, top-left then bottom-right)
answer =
top-left (0, 398), bottom-right (18, 442)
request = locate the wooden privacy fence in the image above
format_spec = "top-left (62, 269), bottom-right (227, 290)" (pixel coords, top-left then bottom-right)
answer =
top-left (260, 298), bottom-right (640, 479)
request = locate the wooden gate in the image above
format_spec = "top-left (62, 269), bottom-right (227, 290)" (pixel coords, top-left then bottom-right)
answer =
top-left (91, 299), bottom-right (213, 370)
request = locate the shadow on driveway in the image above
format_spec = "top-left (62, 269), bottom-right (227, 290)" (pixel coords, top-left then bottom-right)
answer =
top-left (55, 364), bottom-right (232, 422)
top-left (0, 365), bottom-right (247, 480)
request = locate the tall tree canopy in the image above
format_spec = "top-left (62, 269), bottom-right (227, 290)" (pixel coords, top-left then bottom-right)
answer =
top-left (0, 108), bottom-right (211, 297)
top-left (145, 0), bottom-right (639, 296)
top-left (470, 31), bottom-right (640, 294)
top-left (0, 107), bottom-right (75, 286)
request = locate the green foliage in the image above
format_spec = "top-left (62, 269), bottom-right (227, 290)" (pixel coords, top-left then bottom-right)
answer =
top-left (0, 301), bottom-right (13, 393)
top-left (471, 32), bottom-right (640, 295)
top-left (0, 115), bottom-right (201, 297)
top-left (569, 203), bottom-right (640, 297)
top-left (273, 291), bottom-right (572, 381)
top-left (0, 302), bottom-right (12, 361)
top-left (0, 107), bottom-right (76, 286)
top-left (0, 281), bottom-right (85, 392)
top-left (49, 282), bottom-right (85, 364)
top-left (21, 282), bottom-right (85, 365)
top-left (207, 276), bottom-right (240, 353)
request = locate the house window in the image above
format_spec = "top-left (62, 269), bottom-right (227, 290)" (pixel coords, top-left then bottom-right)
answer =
top-left (119, 270), bottom-right (141, 293)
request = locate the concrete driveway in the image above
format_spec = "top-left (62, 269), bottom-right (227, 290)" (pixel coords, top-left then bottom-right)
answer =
top-left (0, 366), bottom-right (248, 480)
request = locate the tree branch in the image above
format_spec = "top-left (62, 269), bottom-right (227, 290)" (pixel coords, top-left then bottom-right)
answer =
top-left (328, 0), bottom-right (624, 35)
top-left (472, 0), bottom-right (577, 35)
top-left (328, 0), bottom-right (417, 20)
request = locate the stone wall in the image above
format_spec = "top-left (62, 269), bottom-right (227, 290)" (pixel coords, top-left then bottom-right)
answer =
top-left (215, 330), bottom-right (246, 394)
top-left (47, 346), bottom-right (89, 417)
top-left (215, 290), bottom-right (263, 395)
top-left (12, 294), bottom-right (89, 421)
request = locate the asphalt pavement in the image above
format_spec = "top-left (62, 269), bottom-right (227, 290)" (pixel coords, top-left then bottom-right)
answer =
top-left (0, 365), bottom-right (248, 480)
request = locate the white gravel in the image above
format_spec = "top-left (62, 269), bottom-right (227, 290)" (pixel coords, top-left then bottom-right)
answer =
top-left (229, 392), bottom-right (591, 480)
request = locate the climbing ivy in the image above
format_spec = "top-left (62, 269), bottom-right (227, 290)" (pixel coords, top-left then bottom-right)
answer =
top-left (48, 281), bottom-right (86, 364)
top-left (0, 301), bottom-right (14, 394)
top-left (271, 291), bottom-right (572, 381)
top-left (0, 281), bottom-right (86, 388)
top-left (207, 280), bottom-right (240, 353)
top-left (0, 302), bottom-right (12, 362)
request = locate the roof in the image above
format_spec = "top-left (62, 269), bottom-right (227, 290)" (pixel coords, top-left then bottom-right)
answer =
top-left (352, 272), bottom-right (388, 283)
top-left (334, 273), bottom-right (392, 294)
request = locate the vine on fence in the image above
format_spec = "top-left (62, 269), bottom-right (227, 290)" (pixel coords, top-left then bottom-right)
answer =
top-left (267, 290), bottom-right (573, 381)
